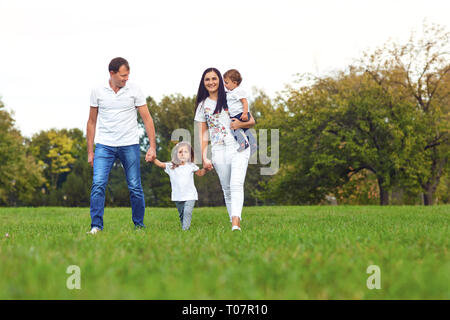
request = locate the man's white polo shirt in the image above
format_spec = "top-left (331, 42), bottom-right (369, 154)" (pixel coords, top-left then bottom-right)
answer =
top-left (90, 81), bottom-right (146, 147)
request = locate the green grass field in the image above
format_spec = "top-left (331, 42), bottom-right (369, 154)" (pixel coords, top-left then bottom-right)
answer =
top-left (0, 206), bottom-right (448, 299)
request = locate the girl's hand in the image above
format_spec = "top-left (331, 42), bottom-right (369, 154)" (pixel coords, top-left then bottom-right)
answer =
top-left (203, 158), bottom-right (213, 171)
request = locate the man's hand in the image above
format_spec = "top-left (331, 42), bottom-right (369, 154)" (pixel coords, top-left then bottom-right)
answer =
top-left (88, 151), bottom-right (94, 167)
top-left (145, 147), bottom-right (156, 162)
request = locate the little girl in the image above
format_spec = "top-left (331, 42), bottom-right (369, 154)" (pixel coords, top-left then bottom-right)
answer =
top-left (150, 141), bottom-right (207, 230)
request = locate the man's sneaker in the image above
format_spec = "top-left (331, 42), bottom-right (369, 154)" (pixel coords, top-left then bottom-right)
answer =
top-left (86, 227), bottom-right (100, 235)
top-left (232, 226), bottom-right (241, 231)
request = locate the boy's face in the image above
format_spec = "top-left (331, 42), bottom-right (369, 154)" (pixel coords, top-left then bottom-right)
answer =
top-left (224, 77), bottom-right (238, 91)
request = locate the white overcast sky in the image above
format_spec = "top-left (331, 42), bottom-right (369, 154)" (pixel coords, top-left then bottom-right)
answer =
top-left (1, 0), bottom-right (449, 138)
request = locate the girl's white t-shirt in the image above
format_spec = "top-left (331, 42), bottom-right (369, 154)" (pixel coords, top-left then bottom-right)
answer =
top-left (194, 98), bottom-right (235, 146)
top-left (164, 162), bottom-right (200, 201)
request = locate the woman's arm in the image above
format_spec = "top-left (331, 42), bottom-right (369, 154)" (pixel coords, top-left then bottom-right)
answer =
top-left (230, 112), bottom-right (255, 130)
top-left (199, 121), bottom-right (213, 170)
top-left (152, 159), bottom-right (166, 169)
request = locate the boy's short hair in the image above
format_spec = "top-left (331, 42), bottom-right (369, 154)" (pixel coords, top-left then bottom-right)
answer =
top-left (223, 69), bottom-right (242, 85)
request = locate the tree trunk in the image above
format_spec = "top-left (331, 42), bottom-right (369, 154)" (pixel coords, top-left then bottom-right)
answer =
top-left (421, 149), bottom-right (446, 206)
top-left (423, 190), bottom-right (433, 206)
top-left (377, 178), bottom-right (389, 205)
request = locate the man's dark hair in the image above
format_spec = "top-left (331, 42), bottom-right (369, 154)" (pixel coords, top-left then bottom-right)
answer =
top-left (109, 57), bottom-right (129, 73)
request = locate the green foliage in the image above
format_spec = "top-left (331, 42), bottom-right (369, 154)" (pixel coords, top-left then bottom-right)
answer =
top-left (259, 71), bottom-right (423, 205)
top-left (360, 21), bottom-right (450, 204)
top-left (0, 100), bottom-right (45, 205)
top-left (28, 128), bottom-right (87, 205)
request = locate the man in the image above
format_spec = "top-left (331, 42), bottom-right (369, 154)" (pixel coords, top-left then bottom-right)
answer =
top-left (86, 57), bottom-right (156, 234)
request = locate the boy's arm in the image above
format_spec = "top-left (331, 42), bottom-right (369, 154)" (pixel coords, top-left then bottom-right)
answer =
top-left (153, 159), bottom-right (166, 169)
top-left (194, 168), bottom-right (208, 176)
top-left (240, 98), bottom-right (249, 120)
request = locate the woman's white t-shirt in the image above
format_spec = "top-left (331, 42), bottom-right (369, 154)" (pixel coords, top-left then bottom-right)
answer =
top-left (194, 98), bottom-right (235, 146)
top-left (164, 162), bottom-right (200, 201)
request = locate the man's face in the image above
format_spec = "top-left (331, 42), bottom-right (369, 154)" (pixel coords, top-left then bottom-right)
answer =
top-left (110, 65), bottom-right (129, 88)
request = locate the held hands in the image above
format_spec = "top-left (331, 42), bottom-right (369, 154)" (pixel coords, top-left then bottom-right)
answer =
top-left (145, 147), bottom-right (156, 162)
top-left (203, 158), bottom-right (213, 171)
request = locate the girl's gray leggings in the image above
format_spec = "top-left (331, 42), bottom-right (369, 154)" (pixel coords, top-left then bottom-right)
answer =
top-left (174, 200), bottom-right (195, 230)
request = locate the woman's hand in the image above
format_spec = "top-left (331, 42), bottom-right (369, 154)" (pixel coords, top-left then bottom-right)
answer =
top-left (203, 158), bottom-right (213, 171)
top-left (231, 113), bottom-right (255, 130)
top-left (230, 118), bottom-right (242, 130)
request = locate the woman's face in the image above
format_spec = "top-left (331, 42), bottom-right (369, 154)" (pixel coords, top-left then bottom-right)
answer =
top-left (203, 71), bottom-right (219, 94)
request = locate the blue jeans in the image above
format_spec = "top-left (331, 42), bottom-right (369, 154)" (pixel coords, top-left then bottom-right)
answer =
top-left (90, 143), bottom-right (145, 230)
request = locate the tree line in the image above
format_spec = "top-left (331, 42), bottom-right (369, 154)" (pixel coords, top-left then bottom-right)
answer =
top-left (0, 23), bottom-right (448, 207)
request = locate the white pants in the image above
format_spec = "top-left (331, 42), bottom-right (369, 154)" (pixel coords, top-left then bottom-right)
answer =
top-left (212, 140), bottom-right (250, 221)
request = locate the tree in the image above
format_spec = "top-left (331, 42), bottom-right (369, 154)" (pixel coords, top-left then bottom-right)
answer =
top-left (361, 21), bottom-right (450, 205)
top-left (259, 70), bottom-right (420, 205)
top-left (0, 99), bottom-right (44, 206)
top-left (28, 128), bottom-right (84, 205)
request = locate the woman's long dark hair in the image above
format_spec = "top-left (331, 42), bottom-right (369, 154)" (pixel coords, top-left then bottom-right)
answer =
top-left (195, 67), bottom-right (228, 114)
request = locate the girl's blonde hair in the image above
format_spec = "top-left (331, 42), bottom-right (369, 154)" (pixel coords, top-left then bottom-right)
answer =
top-left (170, 141), bottom-right (194, 169)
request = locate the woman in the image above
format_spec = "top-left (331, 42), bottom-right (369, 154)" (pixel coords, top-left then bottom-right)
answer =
top-left (194, 68), bottom-right (255, 231)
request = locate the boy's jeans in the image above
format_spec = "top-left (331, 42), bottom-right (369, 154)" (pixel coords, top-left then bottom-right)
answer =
top-left (90, 143), bottom-right (145, 230)
top-left (230, 112), bottom-right (257, 154)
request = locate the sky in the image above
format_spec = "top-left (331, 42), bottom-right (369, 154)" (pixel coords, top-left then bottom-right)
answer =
top-left (1, 0), bottom-right (449, 138)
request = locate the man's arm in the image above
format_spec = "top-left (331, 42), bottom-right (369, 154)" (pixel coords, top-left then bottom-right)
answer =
top-left (138, 105), bottom-right (157, 162)
top-left (86, 107), bottom-right (98, 167)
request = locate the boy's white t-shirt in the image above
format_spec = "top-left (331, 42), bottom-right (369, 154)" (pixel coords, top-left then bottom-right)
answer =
top-left (164, 162), bottom-right (200, 201)
top-left (226, 86), bottom-right (250, 117)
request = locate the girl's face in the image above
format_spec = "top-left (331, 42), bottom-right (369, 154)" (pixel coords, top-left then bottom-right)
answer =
top-left (177, 146), bottom-right (191, 163)
top-left (203, 71), bottom-right (219, 94)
